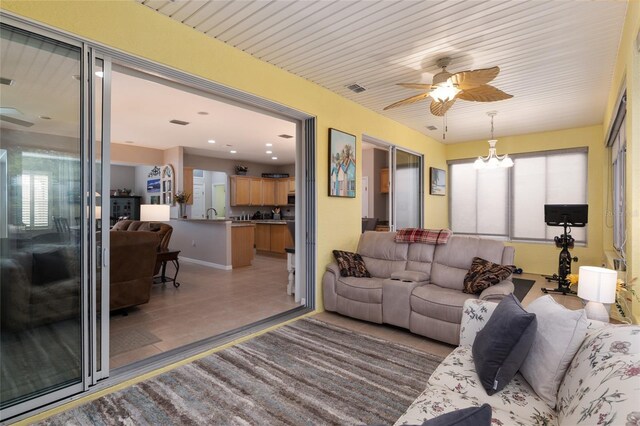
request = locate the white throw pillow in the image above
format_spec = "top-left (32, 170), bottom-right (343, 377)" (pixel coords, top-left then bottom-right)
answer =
top-left (519, 295), bottom-right (589, 409)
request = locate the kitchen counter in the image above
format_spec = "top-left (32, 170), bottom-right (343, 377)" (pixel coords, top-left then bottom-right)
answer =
top-left (171, 218), bottom-right (231, 223)
top-left (232, 220), bottom-right (290, 225)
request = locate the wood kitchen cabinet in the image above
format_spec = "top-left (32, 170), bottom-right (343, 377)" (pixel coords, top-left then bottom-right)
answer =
top-left (275, 179), bottom-right (289, 206)
top-left (380, 168), bottom-right (389, 194)
top-left (288, 177), bottom-right (295, 193)
top-left (255, 223), bottom-right (271, 251)
top-left (230, 176), bottom-right (251, 206)
top-left (250, 177), bottom-right (262, 205)
top-left (262, 179), bottom-right (275, 205)
top-left (183, 167), bottom-right (194, 205)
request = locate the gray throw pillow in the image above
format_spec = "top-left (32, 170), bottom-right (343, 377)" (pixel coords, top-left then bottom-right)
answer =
top-left (472, 293), bottom-right (537, 395)
top-left (423, 404), bottom-right (492, 426)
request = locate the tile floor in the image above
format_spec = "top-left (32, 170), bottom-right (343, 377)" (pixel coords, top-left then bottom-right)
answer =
top-left (109, 254), bottom-right (300, 368)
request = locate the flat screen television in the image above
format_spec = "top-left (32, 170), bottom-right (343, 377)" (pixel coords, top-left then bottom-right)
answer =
top-left (544, 204), bottom-right (588, 227)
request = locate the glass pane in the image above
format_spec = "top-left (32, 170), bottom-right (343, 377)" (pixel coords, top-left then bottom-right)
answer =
top-left (512, 156), bottom-right (546, 239)
top-left (0, 24), bottom-right (82, 408)
top-left (94, 57), bottom-right (104, 372)
top-left (477, 168), bottom-right (508, 235)
top-left (450, 163), bottom-right (477, 233)
top-left (394, 150), bottom-right (421, 229)
top-left (545, 152), bottom-right (587, 241)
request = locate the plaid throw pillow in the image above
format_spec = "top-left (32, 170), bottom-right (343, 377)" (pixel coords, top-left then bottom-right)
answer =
top-left (463, 257), bottom-right (515, 294)
top-left (394, 228), bottom-right (452, 244)
top-left (332, 250), bottom-right (371, 278)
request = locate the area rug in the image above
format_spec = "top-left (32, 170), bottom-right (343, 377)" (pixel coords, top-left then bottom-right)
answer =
top-left (513, 277), bottom-right (536, 302)
top-left (110, 328), bottom-right (162, 357)
top-left (41, 318), bottom-right (443, 425)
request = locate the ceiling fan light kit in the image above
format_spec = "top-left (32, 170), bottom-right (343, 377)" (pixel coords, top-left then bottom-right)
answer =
top-left (474, 111), bottom-right (513, 169)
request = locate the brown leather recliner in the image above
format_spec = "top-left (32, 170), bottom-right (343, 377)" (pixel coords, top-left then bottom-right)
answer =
top-left (111, 220), bottom-right (173, 275)
top-left (109, 231), bottom-right (159, 311)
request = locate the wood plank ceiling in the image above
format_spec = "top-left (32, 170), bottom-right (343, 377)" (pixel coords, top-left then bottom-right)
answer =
top-left (137, 0), bottom-right (627, 144)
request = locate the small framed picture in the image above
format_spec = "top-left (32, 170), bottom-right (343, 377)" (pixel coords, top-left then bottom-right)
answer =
top-left (430, 167), bottom-right (446, 196)
top-left (147, 178), bottom-right (160, 193)
top-left (329, 128), bottom-right (357, 198)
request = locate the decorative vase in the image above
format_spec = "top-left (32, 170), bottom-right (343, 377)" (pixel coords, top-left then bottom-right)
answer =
top-left (178, 203), bottom-right (186, 219)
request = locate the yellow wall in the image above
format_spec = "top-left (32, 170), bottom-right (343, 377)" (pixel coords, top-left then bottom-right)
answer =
top-left (1, 1), bottom-right (447, 310)
top-left (602, 1), bottom-right (639, 322)
top-left (446, 125), bottom-right (605, 275)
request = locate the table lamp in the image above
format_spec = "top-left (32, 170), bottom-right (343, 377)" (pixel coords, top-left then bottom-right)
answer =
top-left (577, 266), bottom-right (617, 322)
top-left (140, 204), bottom-right (170, 222)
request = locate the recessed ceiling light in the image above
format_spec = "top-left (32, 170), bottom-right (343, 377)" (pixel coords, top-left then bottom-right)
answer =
top-left (39, 115), bottom-right (52, 120)
top-left (266, 150), bottom-right (272, 154)
top-left (208, 139), bottom-right (215, 144)
top-left (198, 111), bottom-right (209, 115)
top-left (95, 71), bottom-right (104, 78)
top-left (265, 143), bottom-right (273, 147)
top-left (271, 156), bottom-right (278, 160)
top-left (230, 150), bottom-right (237, 154)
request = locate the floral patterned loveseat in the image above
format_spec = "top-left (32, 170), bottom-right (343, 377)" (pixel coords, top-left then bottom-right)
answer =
top-left (395, 299), bottom-right (640, 426)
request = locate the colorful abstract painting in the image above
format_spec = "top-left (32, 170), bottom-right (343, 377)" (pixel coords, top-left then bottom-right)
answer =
top-left (329, 128), bottom-right (356, 198)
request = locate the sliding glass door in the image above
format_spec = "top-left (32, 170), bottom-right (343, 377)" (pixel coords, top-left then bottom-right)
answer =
top-left (391, 148), bottom-right (423, 230)
top-left (0, 22), bottom-right (110, 420)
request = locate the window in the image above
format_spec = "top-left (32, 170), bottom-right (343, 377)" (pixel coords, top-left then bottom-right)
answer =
top-left (612, 117), bottom-right (626, 252)
top-left (450, 149), bottom-right (588, 242)
top-left (21, 172), bottom-right (49, 228)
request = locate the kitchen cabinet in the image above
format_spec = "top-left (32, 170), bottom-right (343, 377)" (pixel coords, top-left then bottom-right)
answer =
top-left (288, 177), bottom-right (295, 193)
top-left (232, 224), bottom-right (255, 268)
top-left (255, 223), bottom-right (271, 251)
top-left (250, 177), bottom-right (262, 205)
top-left (183, 167), bottom-right (194, 205)
top-left (262, 179), bottom-right (275, 205)
top-left (380, 168), bottom-right (389, 194)
top-left (275, 179), bottom-right (289, 206)
top-left (230, 176), bottom-right (251, 206)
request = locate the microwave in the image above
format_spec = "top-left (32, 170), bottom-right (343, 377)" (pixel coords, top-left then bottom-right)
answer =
top-left (287, 194), bottom-right (295, 205)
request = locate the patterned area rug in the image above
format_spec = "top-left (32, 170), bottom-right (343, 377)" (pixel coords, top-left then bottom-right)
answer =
top-left (41, 318), bottom-right (443, 425)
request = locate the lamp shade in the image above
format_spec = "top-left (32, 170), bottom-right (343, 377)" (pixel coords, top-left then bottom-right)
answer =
top-left (140, 204), bottom-right (170, 222)
top-left (577, 266), bottom-right (617, 303)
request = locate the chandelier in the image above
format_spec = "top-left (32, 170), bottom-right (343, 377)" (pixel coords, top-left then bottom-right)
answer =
top-left (473, 111), bottom-right (513, 169)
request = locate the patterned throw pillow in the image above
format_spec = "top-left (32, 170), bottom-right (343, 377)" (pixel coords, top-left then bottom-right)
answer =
top-left (332, 250), bottom-right (371, 278)
top-left (394, 228), bottom-right (452, 244)
top-left (463, 257), bottom-right (515, 294)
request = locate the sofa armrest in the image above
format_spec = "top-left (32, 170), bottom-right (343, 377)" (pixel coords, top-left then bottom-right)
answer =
top-left (478, 280), bottom-right (514, 302)
top-left (322, 263), bottom-right (341, 312)
top-left (459, 299), bottom-right (498, 347)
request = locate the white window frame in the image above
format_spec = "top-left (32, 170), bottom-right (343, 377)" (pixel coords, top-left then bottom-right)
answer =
top-left (21, 171), bottom-right (50, 229)
top-left (608, 92), bottom-right (627, 254)
top-left (448, 147), bottom-right (588, 244)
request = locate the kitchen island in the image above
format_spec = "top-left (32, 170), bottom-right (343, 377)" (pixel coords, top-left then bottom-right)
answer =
top-left (168, 219), bottom-right (256, 269)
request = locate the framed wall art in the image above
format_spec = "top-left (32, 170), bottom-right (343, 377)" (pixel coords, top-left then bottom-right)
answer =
top-left (430, 167), bottom-right (446, 196)
top-left (329, 128), bottom-right (357, 198)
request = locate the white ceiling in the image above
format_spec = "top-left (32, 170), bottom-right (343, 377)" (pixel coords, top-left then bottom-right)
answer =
top-left (137, 0), bottom-right (627, 143)
top-left (111, 69), bottom-right (297, 164)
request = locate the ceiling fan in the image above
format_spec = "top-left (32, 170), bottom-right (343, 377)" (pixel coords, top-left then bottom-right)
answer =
top-left (383, 57), bottom-right (513, 116)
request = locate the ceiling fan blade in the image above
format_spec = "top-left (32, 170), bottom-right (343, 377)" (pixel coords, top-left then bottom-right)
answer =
top-left (397, 83), bottom-right (432, 90)
top-left (383, 92), bottom-right (430, 110)
top-left (430, 99), bottom-right (456, 116)
top-left (457, 84), bottom-right (513, 102)
top-left (450, 66), bottom-right (500, 90)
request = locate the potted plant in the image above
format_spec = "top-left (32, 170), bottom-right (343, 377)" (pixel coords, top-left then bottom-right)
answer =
top-left (173, 191), bottom-right (191, 218)
top-left (235, 165), bottom-right (248, 175)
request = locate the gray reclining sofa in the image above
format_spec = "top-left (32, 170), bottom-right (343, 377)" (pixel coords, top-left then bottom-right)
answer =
top-left (322, 232), bottom-right (515, 345)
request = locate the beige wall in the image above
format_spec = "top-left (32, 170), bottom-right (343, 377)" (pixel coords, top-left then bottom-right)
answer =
top-left (446, 125), bottom-right (605, 275)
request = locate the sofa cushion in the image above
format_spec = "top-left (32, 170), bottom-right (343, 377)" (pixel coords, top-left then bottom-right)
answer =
top-left (394, 346), bottom-right (557, 426)
top-left (557, 324), bottom-right (640, 426)
top-left (395, 228), bottom-right (452, 245)
top-left (357, 232), bottom-right (408, 278)
top-left (32, 249), bottom-right (70, 285)
top-left (391, 270), bottom-right (429, 282)
top-left (411, 285), bottom-right (477, 324)
top-left (335, 276), bottom-right (383, 304)
top-left (431, 236), bottom-right (506, 291)
top-left (462, 257), bottom-right (514, 294)
top-left (423, 403), bottom-right (491, 426)
top-left (472, 294), bottom-right (537, 395)
top-left (332, 250), bottom-right (371, 278)
top-left (406, 243), bottom-right (436, 279)
top-left (519, 295), bottom-right (589, 409)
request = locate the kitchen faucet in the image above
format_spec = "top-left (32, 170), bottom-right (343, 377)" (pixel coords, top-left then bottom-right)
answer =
top-left (206, 207), bottom-right (218, 219)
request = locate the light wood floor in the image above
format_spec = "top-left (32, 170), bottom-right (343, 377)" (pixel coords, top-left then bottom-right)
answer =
top-left (109, 255), bottom-right (299, 369)
top-left (315, 273), bottom-right (585, 359)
